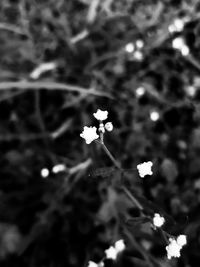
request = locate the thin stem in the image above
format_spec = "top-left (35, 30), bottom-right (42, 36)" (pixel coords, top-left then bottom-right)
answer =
top-left (122, 186), bottom-right (144, 211)
top-left (100, 142), bottom-right (121, 169)
top-left (97, 140), bottom-right (144, 211)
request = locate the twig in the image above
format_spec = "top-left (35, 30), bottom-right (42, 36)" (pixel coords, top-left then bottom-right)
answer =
top-left (70, 29), bottom-right (89, 44)
top-left (0, 81), bottom-right (113, 99)
top-left (87, 0), bottom-right (100, 23)
top-left (96, 140), bottom-right (144, 211)
top-left (100, 142), bottom-right (121, 169)
top-left (0, 22), bottom-right (27, 36)
top-left (122, 186), bottom-right (144, 211)
top-left (68, 158), bottom-right (92, 175)
top-left (51, 119), bottom-right (72, 139)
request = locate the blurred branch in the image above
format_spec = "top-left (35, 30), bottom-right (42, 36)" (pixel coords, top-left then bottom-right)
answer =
top-left (87, 0), bottom-right (100, 23)
top-left (51, 119), bottom-right (73, 139)
top-left (0, 22), bottom-right (27, 36)
top-left (70, 29), bottom-right (89, 44)
top-left (0, 81), bottom-right (114, 98)
top-left (68, 158), bottom-right (92, 175)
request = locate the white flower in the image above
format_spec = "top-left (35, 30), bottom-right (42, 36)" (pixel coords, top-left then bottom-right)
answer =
top-left (181, 45), bottom-right (190, 56)
top-left (88, 261), bottom-right (98, 267)
top-left (41, 168), bottom-right (49, 178)
top-left (105, 122), bottom-right (113, 132)
top-left (52, 164), bottom-right (66, 174)
top-left (137, 161), bottom-right (153, 178)
top-left (177, 235), bottom-right (187, 247)
top-left (153, 213), bottom-right (165, 228)
top-left (133, 51), bottom-right (143, 61)
top-left (105, 246), bottom-right (118, 260)
top-left (136, 39), bottom-right (144, 49)
top-left (88, 261), bottom-right (104, 267)
top-left (93, 109), bottom-right (108, 121)
top-left (166, 238), bottom-right (181, 259)
top-left (150, 111), bottom-right (160, 121)
top-left (136, 87), bottom-right (145, 97)
top-left (125, 43), bottom-right (135, 53)
top-left (114, 239), bottom-right (126, 252)
top-left (172, 37), bottom-right (185, 50)
top-left (105, 240), bottom-right (126, 260)
top-left (174, 18), bottom-right (184, 31)
top-left (80, 126), bottom-right (99, 144)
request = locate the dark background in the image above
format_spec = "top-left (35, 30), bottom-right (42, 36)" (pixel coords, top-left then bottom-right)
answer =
top-left (0, 0), bottom-right (200, 266)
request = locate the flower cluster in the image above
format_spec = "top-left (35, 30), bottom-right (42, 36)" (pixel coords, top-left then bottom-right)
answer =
top-left (125, 40), bottom-right (144, 61)
top-left (88, 261), bottom-right (104, 267)
top-left (80, 109), bottom-right (113, 144)
top-left (168, 18), bottom-right (185, 33)
top-left (80, 126), bottom-right (99, 144)
top-left (153, 213), bottom-right (165, 228)
top-left (166, 235), bottom-right (187, 260)
top-left (105, 239), bottom-right (126, 260)
top-left (88, 240), bottom-right (125, 267)
top-left (137, 161), bottom-right (153, 178)
top-left (172, 37), bottom-right (189, 56)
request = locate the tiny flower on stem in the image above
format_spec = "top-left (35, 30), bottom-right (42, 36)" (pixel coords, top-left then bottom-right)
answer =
top-left (166, 235), bottom-right (187, 260)
top-left (114, 239), bottom-right (126, 252)
top-left (166, 238), bottom-right (181, 259)
top-left (105, 246), bottom-right (118, 260)
top-left (105, 122), bottom-right (113, 132)
top-left (177, 235), bottom-right (187, 247)
top-left (153, 213), bottom-right (165, 228)
top-left (93, 109), bottom-right (108, 121)
top-left (41, 168), bottom-right (49, 178)
top-left (137, 161), bottom-right (153, 178)
top-left (88, 261), bottom-right (102, 267)
top-left (80, 126), bottom-right (99, 144)
top-left (105, 239), bottom-right (126, 260)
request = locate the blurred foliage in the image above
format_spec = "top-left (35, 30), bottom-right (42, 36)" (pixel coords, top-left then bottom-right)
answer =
top-left (0, 0), bottom-right (200, 267)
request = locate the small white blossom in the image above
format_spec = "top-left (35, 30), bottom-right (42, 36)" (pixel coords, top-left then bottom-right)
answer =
top-left (41, 168), bottom-right (49, 178)
top-left (150, 111), bottom-right (160, 121)
top-left (174, 19), bottom-right (185, 31)
top-left (114, 239), bottom-right (126, 252)
top-left (133, 51), bottom-right (143, 61)
top-left (80, 126), bottom-right (99, 144)
top-left (105, 246), bottom-right (118, 260)
top-left (168, 24), bottom-right (177, 33)
top-left (186, 85), bottom-right (196, 97)
top-left (136, 87), bottom-right (145, 97)
top-left (105, 239), bottom-right (126, 260)
top-left (52, 164), bottom-right (66, 174)
top-left (177, 235), bottom-right (187, 247)
top-left (88, 261), bottom-right (98, 267)
top-left (181, 45), bottom-right (190, 56)
top-left (166, 238), bottom-right (181, 259)
top-left (137, 161), bottom-right (153, 178)
top-left (153, 213), bottom-right (165, 228)
top-left (93, 109), bottom-right (108, 121)
top-left (172, 37), bottom-right (190, 56)
top-left (136, 39), bottom-right (144, 49)
top-left (172, 37), bottom-right (185, 50)
top-left (105, 122), bottom-right (113, 132)
top-left (125, 43), bottom-right (135, 53)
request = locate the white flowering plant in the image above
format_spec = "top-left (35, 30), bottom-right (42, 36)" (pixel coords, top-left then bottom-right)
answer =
top-left (2, 1), bottom-right (198, 267)
top-left (80, 109), bottom-right (188, 267)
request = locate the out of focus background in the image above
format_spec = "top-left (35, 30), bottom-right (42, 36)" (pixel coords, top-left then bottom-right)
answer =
top-left (0, 0), bottom-right (200, 266)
